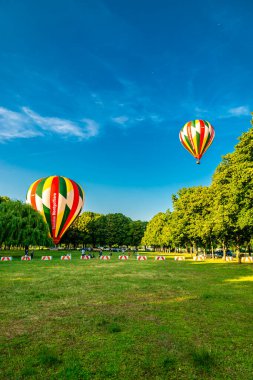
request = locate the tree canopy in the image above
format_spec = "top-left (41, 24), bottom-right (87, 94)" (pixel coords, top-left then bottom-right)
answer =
top-left (143, 114), bottom-right (253, 255)
top-left (1, 115), bottom-right (253, 252)
top-left (0, 200), bottom-right (53, 248)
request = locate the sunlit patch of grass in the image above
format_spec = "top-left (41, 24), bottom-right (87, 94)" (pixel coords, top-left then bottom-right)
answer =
top-left (225, 276), bottom-right (253, 282)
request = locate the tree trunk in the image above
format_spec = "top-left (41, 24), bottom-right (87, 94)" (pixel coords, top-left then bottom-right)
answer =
top-left (247, 243), bottom-right (251, 257)
top-left (211, 242), bottom-right (214, 259)
top-left (222, 241), bottom-right (226, 260)
top-left (236, 244), bottom-right (241, 263)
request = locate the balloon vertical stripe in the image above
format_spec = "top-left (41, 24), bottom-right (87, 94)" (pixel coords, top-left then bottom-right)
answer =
top-left (57, 204), bottom-right (71, 239)
top-left (187, 123), bottom-right (194, 150)
top-left (30, 178), bottom-right (42, 210)
top-left (43, 204), bottom-right (51, 231)
top-left (57, 179), bottom-right (81, 240)
top-left (50, 176), bottom-right (59, 241)
top-left (55, 177), bottom-right (68, 236)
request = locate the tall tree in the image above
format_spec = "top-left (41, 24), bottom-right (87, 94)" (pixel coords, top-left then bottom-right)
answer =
top-left (0, 200), bottom-right (52, 247)
top-left (96, 213), bottom-right (132, 247)
top-left (170, 186), bottom-right (212, 253)
top-left (142, 212), bottom-right (172, 251)
top-left (210, 115), bottom-right (253, 256)
top-left (129, 220), bottom-right (147, 248)
top-left (63, 211), bottom-right (102, 247)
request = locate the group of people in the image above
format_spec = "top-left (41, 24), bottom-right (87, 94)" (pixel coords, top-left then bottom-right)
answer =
top-left (81, 249), bottom-right (95, 258)
top-left (81, 248), bottom-right (136, 258)
top-left (24, 246), bottom-right (34, 258)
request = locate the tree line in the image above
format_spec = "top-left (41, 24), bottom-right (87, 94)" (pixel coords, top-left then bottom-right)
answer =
top-left (142, 115), bottom-right (253, 257)
top-left (0, 115), bottom-right (252, 254)
top-left (0, 197), bottom-right (147, 249)
top-left (61, 212), bottom-right (147, 249)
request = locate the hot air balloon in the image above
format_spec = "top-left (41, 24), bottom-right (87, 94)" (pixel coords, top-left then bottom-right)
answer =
top-left (26, 176), bottom-right (84, 245)
top-left (179, 120), bottom-right (215, 164)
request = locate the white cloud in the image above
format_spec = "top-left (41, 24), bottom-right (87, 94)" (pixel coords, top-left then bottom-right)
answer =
top-left (0, 106), bottom-right (99, 142)
top-left (149, 114), bottom-right (164, 123)
top-left (81, 118), bottom-right (99, 138)
top-left (112, 115), bottom-right (129, 125)
top-left (194, 106), bottom-right (208, 115)
top-left (228, 106), bottom-right (250, 117)
top-left (135, 117), bottom-right (145, 122)
top-left (0, 107), bottom-right (42, 140)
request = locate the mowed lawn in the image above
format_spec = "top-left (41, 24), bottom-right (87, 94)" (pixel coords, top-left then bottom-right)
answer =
top-left (1, 252), bottom-right (253, 380)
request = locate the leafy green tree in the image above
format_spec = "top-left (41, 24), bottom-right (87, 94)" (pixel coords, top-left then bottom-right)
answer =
top-left (160, 211), bottom-right (174, 252)
top-left (63, 211), bottom-right (102, 247)
top-left (0, 200), bottom-right (52, 248)
top-left (142, 212), bottom-right (172, 251)
top-left (0, 196), bottom-right (11, 203)
top-left (128, 220), bottom-right (147, 248)
top-left (170, 187), bottom-right (212, 253)
top-left (210, 115), bottom-right (253, 256)
top-left (96, 213), bottom-right (132, 247)
top-left (60, 223), bottom-right (81, 248)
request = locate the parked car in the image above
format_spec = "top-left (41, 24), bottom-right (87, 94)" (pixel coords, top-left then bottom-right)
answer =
top-left (215, 250), bottom-right (234, 258)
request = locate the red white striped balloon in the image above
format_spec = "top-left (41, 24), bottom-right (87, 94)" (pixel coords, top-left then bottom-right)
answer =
top-left (179, 120), bottom-right (215, 163)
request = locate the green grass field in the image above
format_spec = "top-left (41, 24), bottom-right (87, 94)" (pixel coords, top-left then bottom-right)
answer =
top-left (1, 251), bottom-right (253, 379)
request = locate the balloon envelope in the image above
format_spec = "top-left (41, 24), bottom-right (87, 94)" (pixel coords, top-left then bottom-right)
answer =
top-left (26, 175), bottom-right (85, 244)
top-left (179, 120), bottom-right (215, 163)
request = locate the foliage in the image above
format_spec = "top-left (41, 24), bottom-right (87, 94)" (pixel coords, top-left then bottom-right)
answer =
top-left (1, 117), bottom-right (253, 251)
top-left (142, 211), bottom-right (172, 249)
top-left (62, 211), bottom-right (102, 247)
top-left (96, 213), bottom-right (132, 246)
top-left (63, 212), bottom-right (147, 248)
top-left (142, 114), bottom-right (253, 254)
top-left (210, 115), bottom-right (253, 252)
top-left (0, 195), bottom-right (11, 203)
top-left (129, 220), bottom-right (148, 248)
top-left (0, 200), bottom-right (53, 247)
top-left (171, 187), bottom-right (212, 251)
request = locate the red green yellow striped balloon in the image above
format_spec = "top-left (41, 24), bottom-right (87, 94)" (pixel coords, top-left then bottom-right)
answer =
top-left (26, 176), bottom-right (85, 244)
top-left (179, 120), bottom-right (215, 164)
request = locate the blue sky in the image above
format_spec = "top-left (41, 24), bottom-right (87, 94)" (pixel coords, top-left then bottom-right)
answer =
top-left (0, 0), bottom-right (252, 221)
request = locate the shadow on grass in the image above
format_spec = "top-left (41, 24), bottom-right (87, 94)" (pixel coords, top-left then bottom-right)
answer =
top-left (96, 315), bottom-right (125, 334)
top-left (190, 346), bottom-right (216, 374)
top-left (58, 357), bottom-right (92, 380)
top-left (20, 345), bottom-right (62, 378)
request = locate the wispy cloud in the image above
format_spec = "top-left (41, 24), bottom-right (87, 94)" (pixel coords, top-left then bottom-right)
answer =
top-left (194, 106), bottom-right (208, 115)
top-left (228, 106), bottom-right (250, 117)
top-left (0, 107), bottom-right (41, 140)
top-left (0, 106), bottom-right (99, 142)
top-left (80, 118), bottom-right (99, 137)
top-left (112, 116), bottom-right (129, 125)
